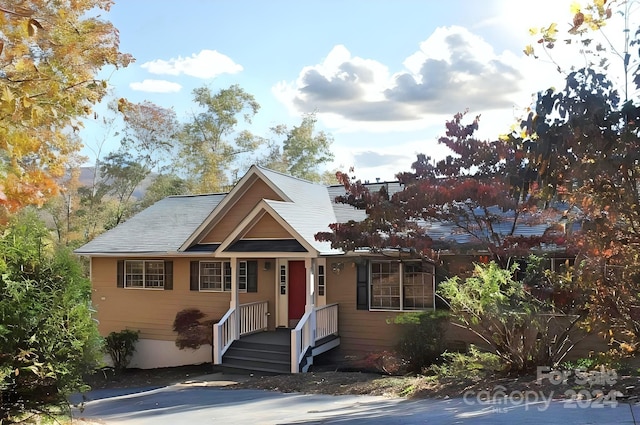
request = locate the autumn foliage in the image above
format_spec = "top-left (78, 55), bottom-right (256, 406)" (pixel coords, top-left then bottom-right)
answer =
top-left (0, 1), bottom-right (132, 216)
top-left (317, 111), bottom-right (568, 263)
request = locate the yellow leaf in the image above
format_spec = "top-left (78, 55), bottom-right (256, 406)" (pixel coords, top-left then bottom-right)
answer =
top-left (570, 1), bottom-right (581, 14)
top-left (529, 27), bottom-right (538, 36)
top-left (523, 45), bottom-right (535, 56)
top-left (546, 23), bottom-right (558, 37)
top-left (1, 87), bottom-right (14, 104)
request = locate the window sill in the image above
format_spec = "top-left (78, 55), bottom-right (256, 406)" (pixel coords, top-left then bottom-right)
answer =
top-left (368, 307), bottom-right (435, 312)
top-left (198, 289), bottom-right (248, 293)
top-left (124, 287), bottom-right (164, 290)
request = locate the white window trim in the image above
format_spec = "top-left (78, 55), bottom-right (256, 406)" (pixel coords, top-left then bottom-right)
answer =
top-left (198, 261), bottom-right (230, 292)
top-left (198, 260), bottom-right (248, 293)
top-left (317, 264), bottom-right (326, 297)
top-left (369, 260), bottom-right (434, 312)
top-left (124, 260), bottom-right (164, 290)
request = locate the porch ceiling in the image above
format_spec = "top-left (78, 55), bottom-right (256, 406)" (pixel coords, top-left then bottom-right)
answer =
top-left (225, 239), bottom-right (307, 252)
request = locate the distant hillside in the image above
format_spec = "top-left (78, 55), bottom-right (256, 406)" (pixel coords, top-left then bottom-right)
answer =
top-left (78, 166), bottom-right (156, 200)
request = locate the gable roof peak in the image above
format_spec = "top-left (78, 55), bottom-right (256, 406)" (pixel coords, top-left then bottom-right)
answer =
top-left (253, 164), bottom-right (325, 187)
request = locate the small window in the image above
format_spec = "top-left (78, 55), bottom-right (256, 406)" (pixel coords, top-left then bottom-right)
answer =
top-left (125, 260), bottom-right (164, 289)
top-left (280, 265), bottom-right (287, 295)
top-left (318, 264), bottom-right (326, 296)
top-left (238, 261), bottom-right (247, 292)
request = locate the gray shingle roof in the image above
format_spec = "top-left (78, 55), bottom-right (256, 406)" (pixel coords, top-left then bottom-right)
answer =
top-left (75, 194), bottom-right (225, 255)
top-left (75, 165), bottom-right (575, 257)
top-left (255, 167), bottom-right (341, 255)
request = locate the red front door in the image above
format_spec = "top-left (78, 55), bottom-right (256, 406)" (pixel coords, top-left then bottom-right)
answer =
top-left (288, 260), bottom-right (306, 321)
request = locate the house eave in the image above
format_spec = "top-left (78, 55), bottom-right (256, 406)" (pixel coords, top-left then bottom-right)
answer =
top-left (74, 251), bottom-right (200, 258)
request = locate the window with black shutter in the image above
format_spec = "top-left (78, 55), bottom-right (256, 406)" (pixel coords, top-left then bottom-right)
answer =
top-left (356, 261), bottom-right (369, 310)
top-left (117, 259), bottom-right (166, 289)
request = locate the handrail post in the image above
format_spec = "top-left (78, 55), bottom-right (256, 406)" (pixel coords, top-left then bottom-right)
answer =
top-left (213, 324), bottom-right (220, 364)
top-left (311, 305), bottom-right (317, 344)
top-left (291, 329), bottom-right (300, 373)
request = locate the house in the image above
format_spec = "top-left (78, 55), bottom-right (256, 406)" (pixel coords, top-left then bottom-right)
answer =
top-left (75, 165), bottom-right (438, 373)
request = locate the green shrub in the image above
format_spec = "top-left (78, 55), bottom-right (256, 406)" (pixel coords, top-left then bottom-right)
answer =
top-left (105, 329), bottom-right (139, 371)
top-left (430, 345), bottom-right (504, 380)
top-left (392, 310), bottom-right (449, 373)
top-left (439, 261), bottom-right (582, 372)
top-left (0, 210), bottom-right (103, 422)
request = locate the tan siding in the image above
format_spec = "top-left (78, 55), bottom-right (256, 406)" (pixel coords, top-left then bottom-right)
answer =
top-left (201, 179), bottom-right (283, 243)
top-left (326, 267), bottom-right (405, 354)
top-left (326, 258), bottom-right (612, 362)
top-left (92, 257), bottom-right (277, 341)
top-left (326, 262), bottom-right (452, 356)
top-left (244, 214), bottom-right (293, 239)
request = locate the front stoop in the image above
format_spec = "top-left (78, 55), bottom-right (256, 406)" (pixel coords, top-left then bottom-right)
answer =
top-left (222, 339), bottom-right (291, 374)
top-left (220, 331), bottom-right (340, 374)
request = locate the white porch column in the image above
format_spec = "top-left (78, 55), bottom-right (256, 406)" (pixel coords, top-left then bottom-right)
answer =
top-left (306, 257), bottom-right (317, 344)
top-left (305, 257), bottom-right (316, 311)
top-left (230, 257), bottom-right (239, 340)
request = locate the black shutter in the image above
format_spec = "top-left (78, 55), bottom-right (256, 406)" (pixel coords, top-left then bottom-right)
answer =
top-left (164, 261), bottom-right (173, 290)
top-left (356, 261), bottom-right (369, 310)
top-left (190, 261), bottom-right (199, 291)
top-left (247, 260), bottom-right (258, 293)
top-left (117, 260), bottom-right (124, 288)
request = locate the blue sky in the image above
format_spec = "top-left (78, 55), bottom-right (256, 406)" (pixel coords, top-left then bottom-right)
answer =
top-left (81, 0), bottom-right (616, 181)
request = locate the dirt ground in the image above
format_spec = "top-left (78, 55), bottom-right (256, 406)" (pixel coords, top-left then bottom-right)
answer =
top-left (84, 362), bottom-right (640, 402)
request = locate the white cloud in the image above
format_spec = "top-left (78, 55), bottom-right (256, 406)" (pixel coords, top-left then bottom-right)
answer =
top-left (274, 27), bottom-right (538, 135)
top-left (129, 79), bottom-right (182, 93)
top-left (140, 50), bottom-right (243, 79)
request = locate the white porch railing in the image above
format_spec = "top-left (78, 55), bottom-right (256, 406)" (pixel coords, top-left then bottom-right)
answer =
top-left (315, 303), bottom-right (339, 340)
top-left (291, 303), bottom-right (339, 373)
top-left (291, 310), bottom-right (314, 373)
top-left (239, 301), bottom-right (269, 336)
top-left (213, 307), bottom-right (236, 364)
top-left (213, 301), bottom-right (269, 364)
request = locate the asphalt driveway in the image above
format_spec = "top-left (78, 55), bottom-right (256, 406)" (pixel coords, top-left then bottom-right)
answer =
top-left (71, 382), bottom-right (640, 424)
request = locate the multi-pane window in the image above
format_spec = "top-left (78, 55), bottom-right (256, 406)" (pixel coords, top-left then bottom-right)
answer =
top-left (280, 265), bottom-right (287, 295)
top-left (199, 261), bottom-right (253, 292)
top-left (370, 262), bottom-right (400, 309)
top-left (238, 261), bottom-right (247, 292)
top-left (403, 262), bottom-right (432, 310)
top-left (200, 261), bottom-right (231, 291)
top-left (318, 265), bottom-right (326, 296)
top-left (125, 260), bottom-right (164, 289)
top-left (370, 261), bottom-right (433, 311)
